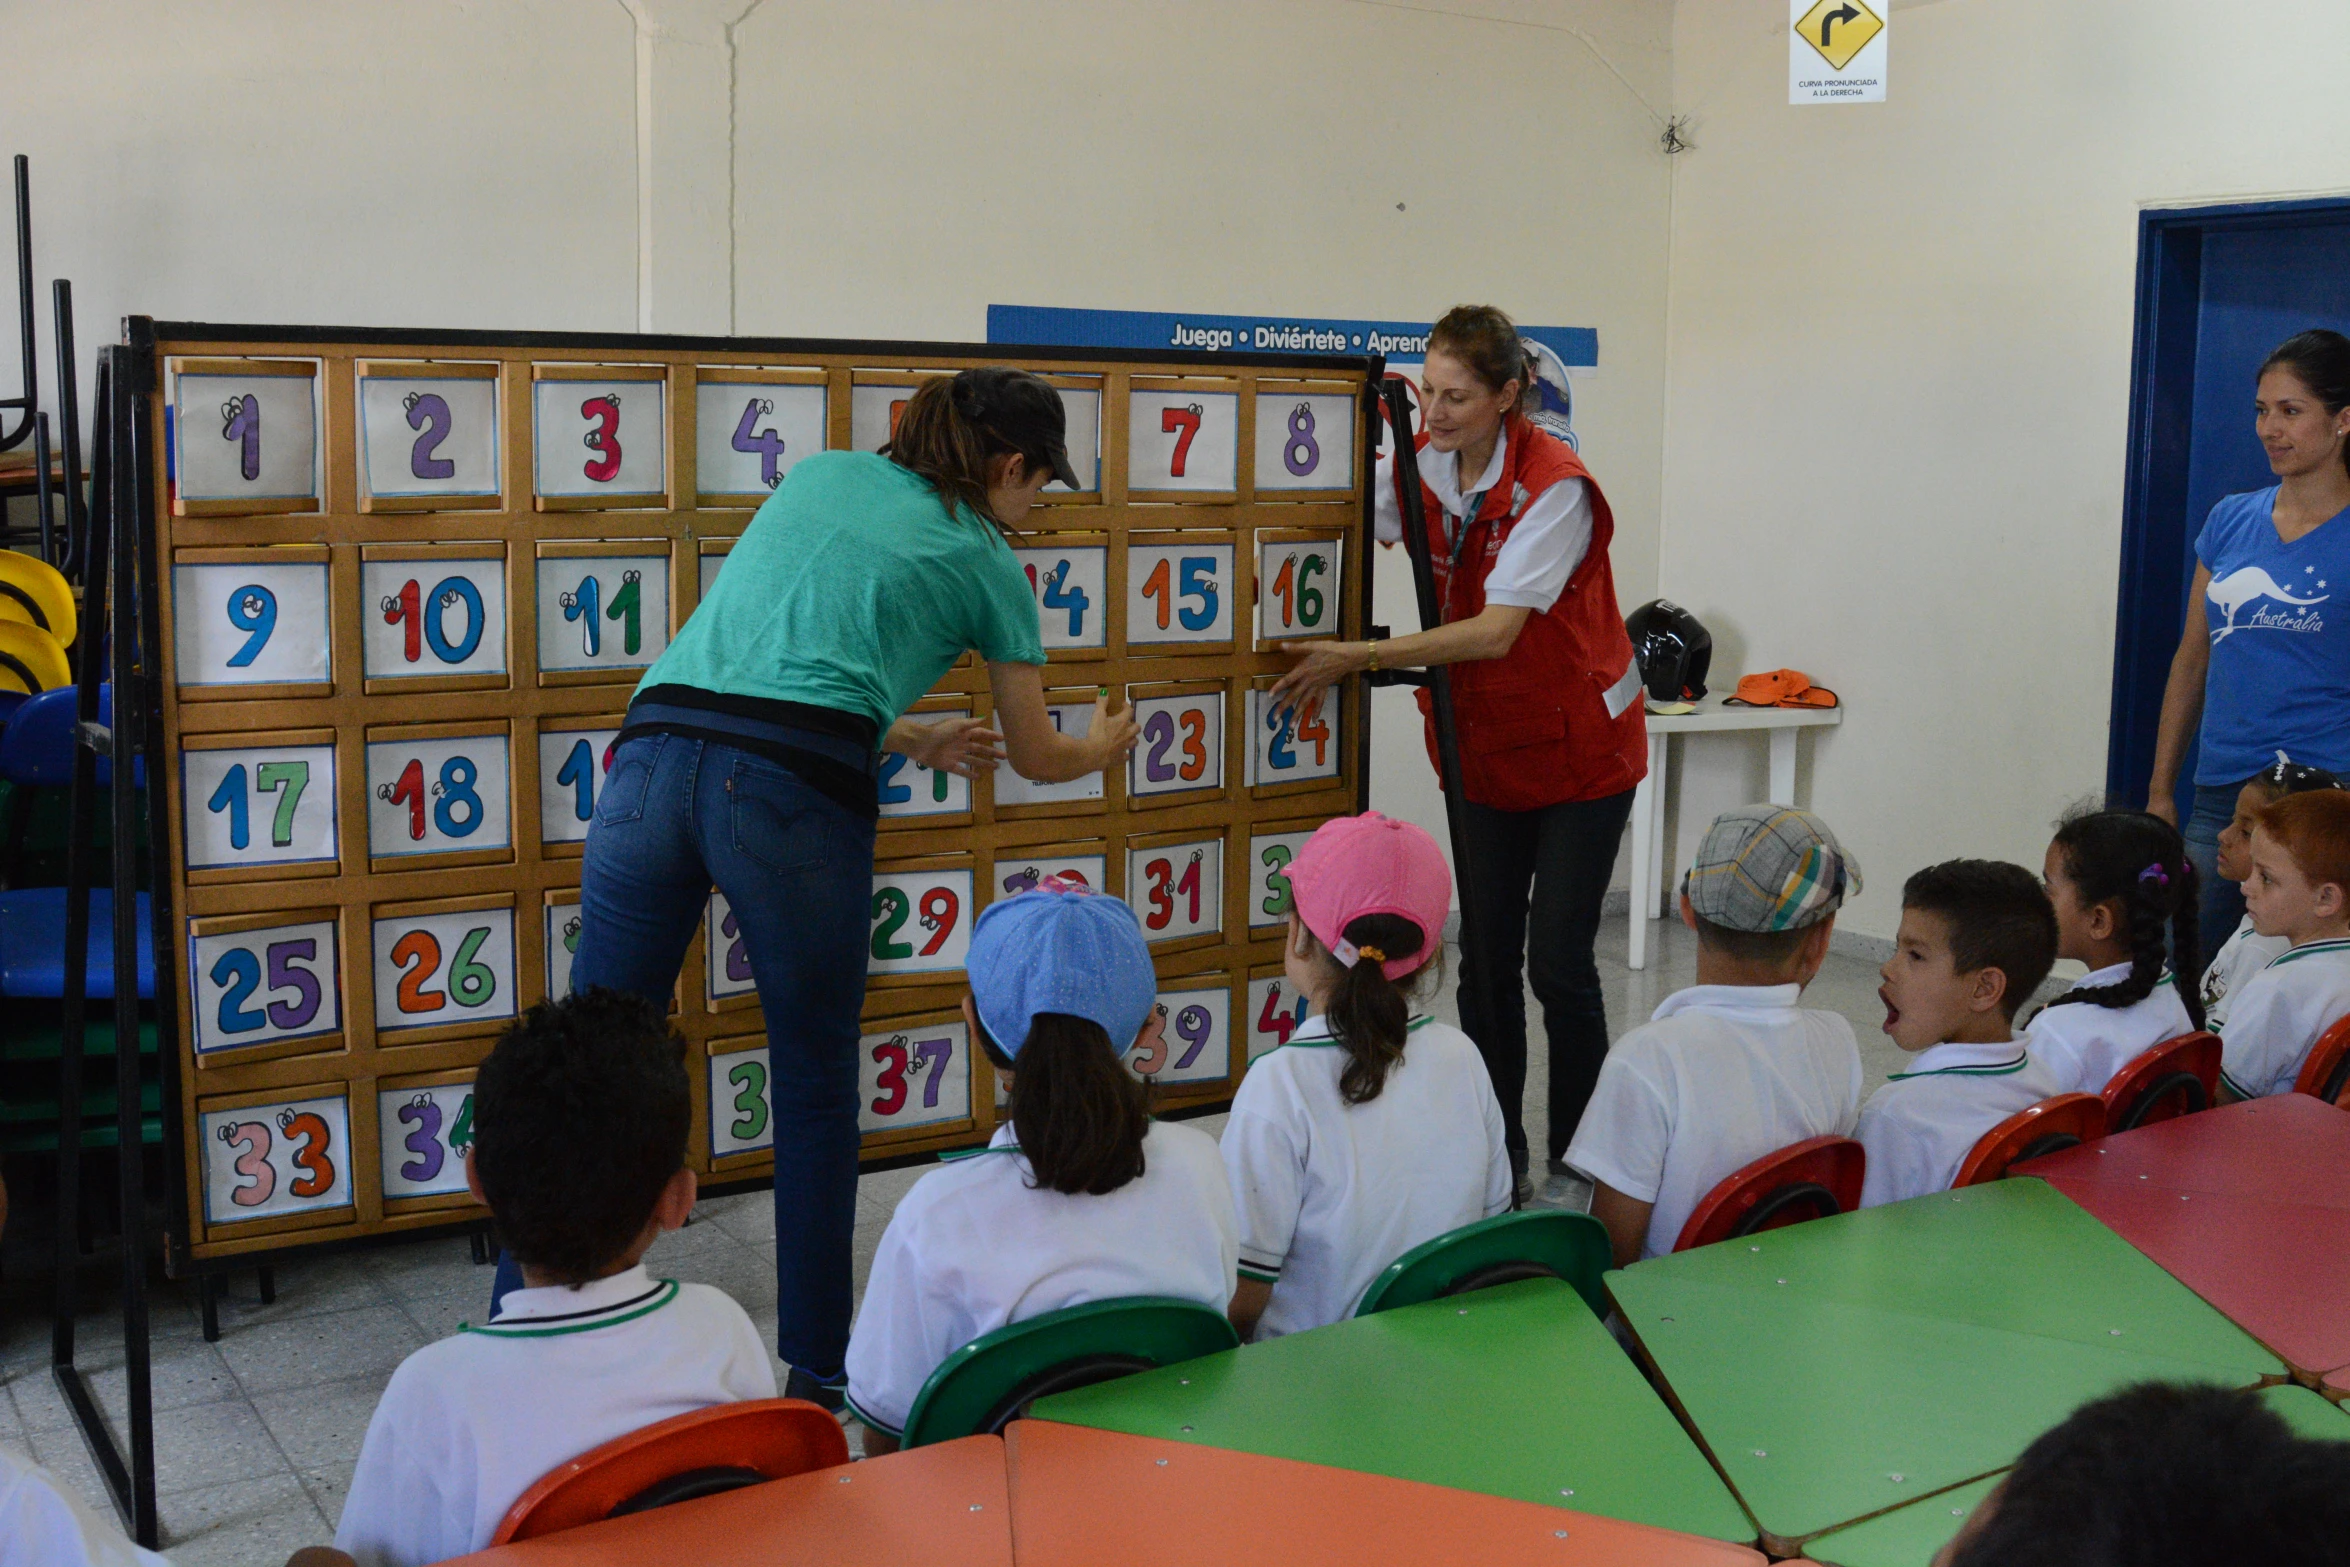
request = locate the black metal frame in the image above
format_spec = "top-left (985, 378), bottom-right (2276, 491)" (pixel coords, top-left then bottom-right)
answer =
top-left (1, 156), bottom-right (36, 454)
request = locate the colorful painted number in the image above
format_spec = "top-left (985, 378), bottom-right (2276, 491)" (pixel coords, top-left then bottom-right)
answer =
top-left (695, 381), bottom-right (826, 497)
top-left (1128, 389), bottom-right (1238, 491)
top-left (359, 557), bottom-right (507, 681)
top-left (190, 917), bottom-right (340, 1055)
top-left (1257, 538), bottom-right (1343, 641)
top-left (858, 1019), bottom-right (971, 1134)
top-left (1247, 974), bottom-right (1311, 1061)
top-left (381, 576), bottom-right (487, 664)
top-left (1127, 544), bottom-right (1233, 645)
top-left (1128, 984), bottom-right (1230, 1085)
top-left (878, 712), bottom-right (972, 819)
top-left (170, 562), bottom-right (331, 689)
top-left (1010, 546), bottom-right (1108, 651)
top-left (365, 734), bottom-right (511, 859)
top-left (373, 906), bottom-right (518, 1034)
top-left (706, 890), bottom-right (757, 1001)
top-left (998, 853), bottom-right (1105, 897)
top-left (532, 378), bottom-right (665, 498)
top-left (1250, 688), bottom-right (1339, 785)
top-left (376, 1083), bottom-right (476, 1200)
top-left (545, 899), bottom-right (582, 1002)
top-left (198, 1093), bottom-right (352, 1223)
top-left (1129, 691), bottom-right (1224, 800)
top-left (359, 374), bottom-right (500, 499)
top-left (183, 745), bottom-right (338, 871)
top-left (175, 372), bottom-right (318, 503)
top-left (1126, 838), bottom-right (1223, 942)
top-left (708, 1044), bottom-right (774, 1156)
top-left (1248, 829), bottom-right (1314, 930)
top-left (537, 555), bottom-right (669, 673)
top-left (867, 869), bottom-right (974, 976)
top-left (539, 728), bottom-right (618, 844)
top-left (1253, 393), bottom-right (1356, 491)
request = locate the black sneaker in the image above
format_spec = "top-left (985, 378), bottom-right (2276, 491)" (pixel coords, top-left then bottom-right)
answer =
top-left (785, 1366), bottom-right (848, 1417)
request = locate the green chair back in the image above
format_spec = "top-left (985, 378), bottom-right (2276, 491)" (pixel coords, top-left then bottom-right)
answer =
top-left (898, 1295), bottom-right (1239, 1448)
top-left (1354, 1209), bottom-right (1612, 1320)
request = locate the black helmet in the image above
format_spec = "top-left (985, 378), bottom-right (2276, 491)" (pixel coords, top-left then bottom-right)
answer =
top-left (1625, 599), bottom-right (1712, 703)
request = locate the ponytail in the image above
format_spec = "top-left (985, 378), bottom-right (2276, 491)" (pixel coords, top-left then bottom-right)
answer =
top-left (1316, 913), bottom-right (1437, 1105)
top-left (976, 1013), bottom-right (1149, 1196)
top-left (882, 373), bottom-right (1041, 533)
top-left (2044, 808), bottom-right (2205, 1029)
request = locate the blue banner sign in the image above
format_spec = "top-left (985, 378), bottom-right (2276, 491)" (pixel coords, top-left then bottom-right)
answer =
top-left (987, 304), bottom-right (1596, 369)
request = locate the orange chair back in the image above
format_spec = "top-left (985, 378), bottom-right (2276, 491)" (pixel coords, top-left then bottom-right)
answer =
top-left (2101, 1031), bottom-right (2220, 1131)
top-left (1672, 1135), bottom-right (1866, 1252)
top-left (1956, 1093), bottom-right (2105, 1186)
top-left (2295, 1015), bottom-right (2350, 1108)
top-left (492, 1398), bottom-right (848, 1544)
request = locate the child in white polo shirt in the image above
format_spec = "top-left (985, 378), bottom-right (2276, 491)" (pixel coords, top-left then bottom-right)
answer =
top-left (1563, 806), bottom-right (1865, 1265)
top-left (2218, 790), bottom-right (2350, 1099)
top-left (2201, 756), bottom-right (2342, 1030)
top-left (844, 883), bottom-right (1236, 1454)
top-left (1221, 813), bottom-right (1509, 1340)
top-left (337, 991), bottom-right (774, 1567)
top-left (1856, 860), bottom-right (2068, 1207)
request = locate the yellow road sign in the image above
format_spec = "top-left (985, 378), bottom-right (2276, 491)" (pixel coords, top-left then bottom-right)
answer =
top-left (1795, 0), bottom-right (1883, 71)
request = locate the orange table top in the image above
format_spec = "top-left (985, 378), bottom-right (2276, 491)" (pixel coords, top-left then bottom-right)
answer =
top-left (439, 1435), bottom-right (1012, 1566)
top-left (1004, 1419), bottom-right (1766, 1567)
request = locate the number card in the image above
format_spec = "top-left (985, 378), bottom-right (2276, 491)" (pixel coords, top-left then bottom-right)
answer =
top-left (360, 546), bottom-right (508, 689)
top-left (377, 1080), bottom-right (477, 1201)
top-left (182, 738), bottom-right (338, 874)
top-left (994, 844), bottom-right (1107, 898)
top-left (170, 551), bottom-right (331, 695)
top-left (1255, 534), bottom-right (1344, 643)
top-left (1248, 824), bottom-right (1317, 932)
top-left (357, 362), bottom-right (501, 508)
top-left (365, 725), bottom-right (513, 864)
top-left (1247, 967), bottom-right (1312, 1062)
top-left (878, 707), bottom-right (972, 820)
top-left (188, 913), bottom-right (342, 1057)
top-left (850, 380), bottom-right (925, 453)
top-left (1246, 686), bottom-right (1340, 789)
top-left (708, 1037), bottom-right (774, 1158)
top-left (538, 721), bottom-right (619, 848)
top-left (994, 691), bottom-right (1104, 810)
top-left (198, 1091), bottom-right (351, 1225)
top-left (532, 369), bottom-right (667, 504)
top-left (1126, 833), bottom-right (1223, 945)
top-left (1128, 384), bottom-right (1238, 494)
top-left (860, 1015), bottom-right (971, 1137)
top-left (699, 539), bottom-right (731, 600)
top-left (1009, 541), bottom-right (1108, 653)
top-left (868, 862), bottom-right (974, 979)
top-left (1044, 383), bottom-right (1102, 495)
top-left (1128, 683), bottom-right (1226, 802)
top-left (536, 545), bottom-right (671, 678)
top-left (695, 374), bottom-right (826, 502)
top-left (705, 889), bottom-right (757, 1004)
top-left (172, 360), bottom-right (320, 512)
top-left (372, 899), bottom-right (518, 1038)
top-left (1129, 974), bottom-right (1231, 1087)
top-left (1253, 388), bottom-right (1356, 493)
top-left (1126, 538), bottom-right (1234, 649)
top-left (545, 895), bottom-right (582, 1003)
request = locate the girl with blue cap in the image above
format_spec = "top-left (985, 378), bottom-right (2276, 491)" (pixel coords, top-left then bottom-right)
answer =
top-left (843, 881), bottom-right (1236, 1453)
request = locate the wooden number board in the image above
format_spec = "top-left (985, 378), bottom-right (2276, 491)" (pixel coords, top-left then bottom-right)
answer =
top-left (137, 320), bottom-right (1374, 1263)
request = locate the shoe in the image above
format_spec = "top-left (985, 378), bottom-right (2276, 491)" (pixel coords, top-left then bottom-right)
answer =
top-left (785, 1366), bottom-right (848, 1417)
top-left (1513, 1172), bottom-right (1535, 1210)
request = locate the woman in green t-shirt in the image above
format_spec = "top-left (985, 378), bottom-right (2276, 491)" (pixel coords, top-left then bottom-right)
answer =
top-left (502, 370), bottom-right (1136, 1407)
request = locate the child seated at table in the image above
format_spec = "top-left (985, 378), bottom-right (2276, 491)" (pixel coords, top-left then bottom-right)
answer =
top-left (1856, 860), bottom-right (2066, 1207)
top-left (1221, 813), bottom-right (1510, 1340)
top-left (2216, 789), bottom-right (2350, 1100)
top-left (2024, 808), bottom-right (2201, 1096)
top-left (2202, 754), bottom-right (2344, 1030)
top-left (337, 991), bottom-right (773, 1567)
top-left (843, 883), bottom-right (1236, 1454)
top-left (1563, 806), bottom-right (1865, 1265)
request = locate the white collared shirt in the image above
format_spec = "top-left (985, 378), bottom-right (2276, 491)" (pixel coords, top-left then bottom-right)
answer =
top-left (1222, 1013), bottom-right (1511, 1340)
top-left (336, 1264), bottom-right (774, 1567)
top-left (0, 1445), bottom-right (169, 1567)
top-left (2023, 961), bottom-right (2197, 1096)
top-left (1855, 1039), bottom-right (2069, 1208)
top-left (844, 1120), bottom-right (1236, 1438)
top-left (2202, 914), bottom-right (2290, 1031)
top-left (1372, 430), bottom-right (1592, 613)
top-left (2217, 937), bottom-right (2350, 1099)
top-left (1563, 984), bottom-right (1863, 1260)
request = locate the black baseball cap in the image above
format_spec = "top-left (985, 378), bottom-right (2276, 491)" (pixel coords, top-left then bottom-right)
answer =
top-left (952, 367), bottom-right (1085, 491)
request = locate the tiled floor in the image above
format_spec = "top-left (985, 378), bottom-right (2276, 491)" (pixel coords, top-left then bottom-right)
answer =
top-left (0, 914), bottom-right (1917, 1560)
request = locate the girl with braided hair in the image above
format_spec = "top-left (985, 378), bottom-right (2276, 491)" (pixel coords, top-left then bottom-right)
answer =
top-left (2024, 807), bottom-right (2203, 1095)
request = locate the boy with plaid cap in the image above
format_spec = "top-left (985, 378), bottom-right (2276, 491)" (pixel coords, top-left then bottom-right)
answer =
top-left (1563, 806), bottom-right (1865, 1264)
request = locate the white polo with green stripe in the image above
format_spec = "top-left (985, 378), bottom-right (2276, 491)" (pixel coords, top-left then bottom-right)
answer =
top-left (2022, 958), bottom-right (2197, 1097)
top-left (1855, 1038), bottom-right (2070, 1208)
top-left (2215, 936), bottom-right (2350, 1100)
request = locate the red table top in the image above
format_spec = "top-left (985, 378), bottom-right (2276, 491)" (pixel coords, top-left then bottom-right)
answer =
top-left (2020, 1098), bottom-right (2350, 1379)
top-left (1003, 1420), bottom-right (1765, 1567)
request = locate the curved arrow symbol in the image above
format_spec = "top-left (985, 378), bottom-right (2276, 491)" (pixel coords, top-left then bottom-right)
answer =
top-left (1818, 3), bottom-right (1861, 45)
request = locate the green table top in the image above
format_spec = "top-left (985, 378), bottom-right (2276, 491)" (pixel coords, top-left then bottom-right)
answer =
top-left (1028, 1277), bottom-right (1755, 1544)
top-left (2261, 1381), bottom-right (2350, 1441)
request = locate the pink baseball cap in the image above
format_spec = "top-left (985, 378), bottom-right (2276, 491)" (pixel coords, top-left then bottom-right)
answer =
top-left (1282, 812), bottom-right (1452, 981)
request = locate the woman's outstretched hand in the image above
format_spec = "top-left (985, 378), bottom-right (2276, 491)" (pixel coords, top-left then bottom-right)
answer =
top-left (1087, 688), bottom-right (1140, 771)
top-left (1267, 640), bottom-right (1369, 716)
top-left (890, 714), bottom-right (1008, 778)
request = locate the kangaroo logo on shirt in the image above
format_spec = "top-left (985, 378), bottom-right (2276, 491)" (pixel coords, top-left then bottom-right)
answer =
top-left (2208, 565), bottom-right (2328, 642)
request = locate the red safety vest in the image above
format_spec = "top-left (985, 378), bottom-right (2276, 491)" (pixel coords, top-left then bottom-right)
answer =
top-left (1407, 418), bottom-right (1648, 812)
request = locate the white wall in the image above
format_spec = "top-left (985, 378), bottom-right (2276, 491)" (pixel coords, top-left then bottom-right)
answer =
top-left (1657, 0), bottom-right (2350, 939)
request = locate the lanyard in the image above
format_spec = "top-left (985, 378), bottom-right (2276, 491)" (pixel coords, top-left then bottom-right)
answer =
top-left (1445, 486), bottom-right (1489, 576)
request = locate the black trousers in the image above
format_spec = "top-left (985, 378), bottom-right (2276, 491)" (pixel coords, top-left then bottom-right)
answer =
top-left (1454, 787), bottom-right (1636, 1172)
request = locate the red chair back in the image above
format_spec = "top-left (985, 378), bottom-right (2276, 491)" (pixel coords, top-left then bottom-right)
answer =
top-left (1672, 1135), bottom-right (1866, 1252)
top-left (492, 1398), bottom-right (847, 1544)
top-left (2101, 1031), bottom-right (2220, 1131)
top-left (2294, 1015), bottom-right (2350, 1108)
top-left (1955, 1093), bottom-right (2105, 1186)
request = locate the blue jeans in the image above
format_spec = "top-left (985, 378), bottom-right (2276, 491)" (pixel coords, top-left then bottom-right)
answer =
top-left (488, 734), bottom-right (875, 1381)
top-left (2183, 777), bottom-right (2248, 980)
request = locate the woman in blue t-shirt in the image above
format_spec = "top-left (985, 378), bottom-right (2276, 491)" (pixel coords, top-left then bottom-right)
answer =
top-left (492, 370), bottom-right (1137, 1409)
top-left (2148, 330), bottom-right (2350, 961)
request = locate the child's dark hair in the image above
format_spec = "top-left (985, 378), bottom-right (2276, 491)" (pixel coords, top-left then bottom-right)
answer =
top-left (2044, 808), bottom-right (2204, 1029)
top-left (2259, 328), bottom-right (2350, 478)
top-left (471, 988), bottom-right (690, 1284)
top-left (1901, 859), bottom-right (2059, 1022)
top-left (975, 1013), bottom-right (1149, 1196)
top-left (1946, 1382), bottom-right (2350, 1567)
top-left (883, 373), bottom-right (1048, 532)
top-left (2252, 751), bottom-right (2345, 799)
top-left (1313, 913), bottom-right (1437, 1105)
top-left (1691, 916), bottom-right (1816, 967)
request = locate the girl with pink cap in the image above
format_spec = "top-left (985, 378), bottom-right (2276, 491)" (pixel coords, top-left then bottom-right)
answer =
top-left (1222, 813), bottom-right (1512, 1340)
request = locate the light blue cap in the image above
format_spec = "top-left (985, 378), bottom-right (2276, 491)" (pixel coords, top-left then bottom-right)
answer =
top-left (967, 887), bottom-right (1158, 1061)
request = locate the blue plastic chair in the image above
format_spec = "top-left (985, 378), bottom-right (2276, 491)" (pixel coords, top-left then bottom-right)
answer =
top-left (0, 888), bottom-right (154, 999)
top-left (0, 684), bottom-right (128, 787)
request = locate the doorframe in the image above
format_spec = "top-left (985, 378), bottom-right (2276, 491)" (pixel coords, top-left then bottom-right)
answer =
top-left (2108, 195), bottom-right (2350, 809)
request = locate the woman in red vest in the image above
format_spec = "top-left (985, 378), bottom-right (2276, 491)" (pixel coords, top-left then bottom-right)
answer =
top-left (1269, 305), bottom-right (1646, 1201)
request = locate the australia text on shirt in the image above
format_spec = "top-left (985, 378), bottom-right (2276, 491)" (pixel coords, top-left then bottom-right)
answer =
top-left (2210, 564), bottom-right (2329, 641)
